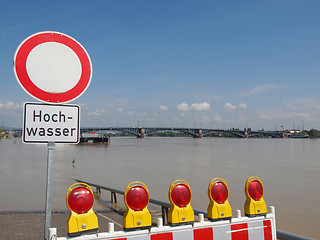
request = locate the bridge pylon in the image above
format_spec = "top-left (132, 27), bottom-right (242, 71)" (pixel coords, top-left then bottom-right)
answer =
top-left (194, 129), bottom-right (203, 138)
top-left (137, 128), bottom-right (145, 138)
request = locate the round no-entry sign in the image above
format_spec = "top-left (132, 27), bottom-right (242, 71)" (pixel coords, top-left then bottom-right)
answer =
top-left (14, 31), bottom-right (92, 103)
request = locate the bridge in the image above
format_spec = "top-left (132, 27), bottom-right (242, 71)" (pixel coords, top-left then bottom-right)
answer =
top-left (80, 127), bottom-right (282, 138)
top-left (6, 127), bottom-right (283, 139)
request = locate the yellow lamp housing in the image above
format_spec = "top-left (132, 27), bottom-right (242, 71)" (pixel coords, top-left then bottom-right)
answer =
top-left (123, 181), bottom-right (151, 230)
top-left (244, 176), bottom-right (267, 217)
top-left (168, 179), bottom-right (194, 225)
top-left (207, 178), bottom-right (232, 221)
top-left (66, 183), bottom-right (98, 237)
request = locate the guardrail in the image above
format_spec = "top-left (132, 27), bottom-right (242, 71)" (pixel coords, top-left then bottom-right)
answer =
top-left (276, 230), bottom-right (315, 240)
top-left (74, 179), bottom-right (206, 224)
top-left (74, 179), bottom-right (315, 240)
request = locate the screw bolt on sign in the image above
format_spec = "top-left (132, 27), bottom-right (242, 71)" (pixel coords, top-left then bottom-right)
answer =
top-left (13, 31), bottom-right (92, 103)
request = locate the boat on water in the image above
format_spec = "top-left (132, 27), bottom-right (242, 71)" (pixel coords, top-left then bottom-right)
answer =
top-left (289, 134), bottom-right (309, 138)
top-left (285, 129), bottom-right (309, 139)
top-left (79, 132), bottom-right (110, 144)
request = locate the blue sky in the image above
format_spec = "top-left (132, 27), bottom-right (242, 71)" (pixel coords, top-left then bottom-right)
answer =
top-left (0, 0), bottom-right (319, 130)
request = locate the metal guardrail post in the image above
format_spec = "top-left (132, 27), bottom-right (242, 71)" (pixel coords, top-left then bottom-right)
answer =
top-left (161, 206), bottom-right (168, 225)
top-left (111, 192), bottom-right (117, 203)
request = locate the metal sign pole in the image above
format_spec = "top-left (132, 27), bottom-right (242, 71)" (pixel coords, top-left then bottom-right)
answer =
top-left (14, 31), bottom-right (88, 239)
top-left (44, 142), bottom-right (55, 240)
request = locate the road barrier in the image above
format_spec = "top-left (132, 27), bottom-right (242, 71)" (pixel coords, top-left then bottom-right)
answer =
top-left (47, 179), bottom-right (314, 240)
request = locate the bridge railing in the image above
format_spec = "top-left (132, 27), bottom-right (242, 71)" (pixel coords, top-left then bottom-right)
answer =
top-left (74, 179), bottom-right (314, 240)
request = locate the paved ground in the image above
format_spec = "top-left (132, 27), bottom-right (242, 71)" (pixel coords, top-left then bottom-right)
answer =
top-left (0, 209), bottom-right (124, 240)
top-left (0, 207), bottom-right (163, 240)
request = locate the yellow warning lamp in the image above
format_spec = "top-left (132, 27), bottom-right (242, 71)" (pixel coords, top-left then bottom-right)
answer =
top-left (244, 176), bottom-right (267, 217)
top-left (123, 181), bottom-right (152, 230)
top-left (66, 183), bottom-right (98, 237)
top-left (207, 178), bottom-right (232, 221)
top-left (168, 179), bottom-right (194, 225)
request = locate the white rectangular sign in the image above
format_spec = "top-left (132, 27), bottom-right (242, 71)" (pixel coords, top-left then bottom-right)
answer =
top-left (23, 102), bottom-right (80, 143)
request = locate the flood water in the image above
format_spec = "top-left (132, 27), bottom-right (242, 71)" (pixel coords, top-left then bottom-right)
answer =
top-left (0, 137), bottom-right (319, 238)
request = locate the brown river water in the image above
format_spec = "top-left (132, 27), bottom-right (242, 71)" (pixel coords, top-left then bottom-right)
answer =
top-left (0, 137), bottom-right (319, 238)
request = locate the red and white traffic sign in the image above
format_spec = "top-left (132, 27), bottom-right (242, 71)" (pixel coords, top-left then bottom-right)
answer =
top-left (14, 31), bottom-right (92, 103)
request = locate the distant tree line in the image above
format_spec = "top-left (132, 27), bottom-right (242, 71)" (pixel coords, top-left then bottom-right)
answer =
top-left (308, 129), bottom-right (320, 138)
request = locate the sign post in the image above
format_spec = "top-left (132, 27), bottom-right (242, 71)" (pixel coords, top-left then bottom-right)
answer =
top-left (14, 31), bottom-right (92, 240)
top-left (45, 142), bottom-right (55, 239)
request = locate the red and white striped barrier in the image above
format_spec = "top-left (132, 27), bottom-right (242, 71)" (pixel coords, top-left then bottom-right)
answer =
top-left (150, 220), bottom-right (273, 240)
top-left (49, 207), bottom-right (276, 240)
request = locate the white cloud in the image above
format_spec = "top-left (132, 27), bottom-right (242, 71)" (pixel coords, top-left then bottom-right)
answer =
top-left (177, 103), bottom-right (189, 111)
top-left (117, 108), bottom-right (123, 113)
top-left (240, 84), bottom-right (283, 97)
top-left (256, 98), bottom-right (320, 124)
top-left (213, 114), bottom-right (222, 122)
top-left (239, 103), bottom-right (247, 109)
top-left (190, 102), bottom-right (210, 111)
top-left (88, 109), bottom-right (106, 116)
top-left (4, 101), bottom-right (20, 110)
top-left (202, 116), bottom-right (210, 122)
top-left (284, 98), bottom-right (320, 111)
top-left (177, 102), bottom-right (210, 112)
top-left (0, 101), bottom-right (21, 111)
top-left (128, 110), bottom-right (135, 116)
top-left (78, 103), bottom-right (88, 110)
top-left (159, 105), bottom-right (168, 111)
top-left (88, 112), bottom-right (99, 116)
top-left (225, 102), bottom-right (237, 111)
top-left (257, 111), bottom-right (315, 122)
top-left (174, 117), bottom-right (181, 123)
